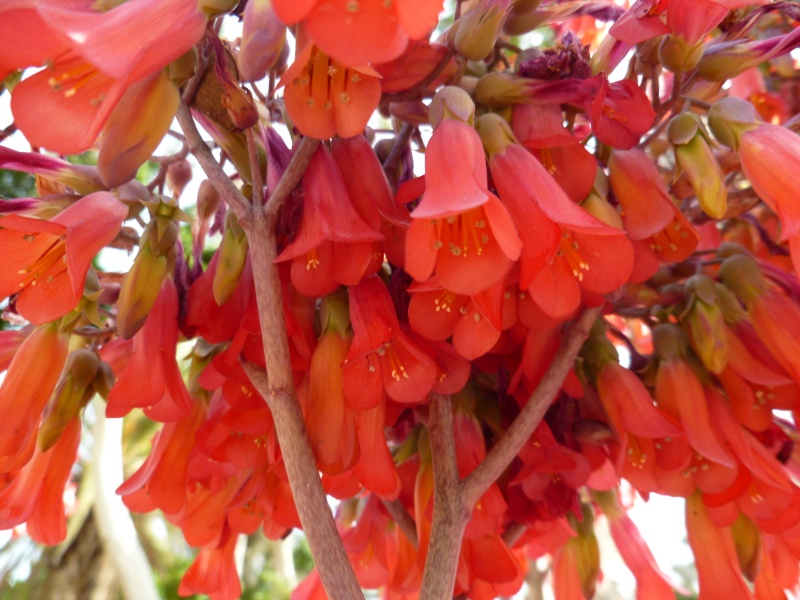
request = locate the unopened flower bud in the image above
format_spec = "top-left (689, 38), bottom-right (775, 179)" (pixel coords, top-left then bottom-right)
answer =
top-left (238, 0), bottom-right (286, 82)
top-left (475, 113), bottom-right (517, 156)
top-left (388, 101), bottom-right (430, 126)
top-left (198, 0), bottom-right (238, 17)
top-left (697, 44), bottom-right (758, 82)
top-left (116, 210), bottom-right (180, 339)
top-left (659, 34), bottom-right (704, 73)
top-left (685, 275), bottom-right (728, 374)
top-left (652, 323), bottom-right (685, 362)
top-left (39, 349), bottom-right (100, 451)
top-left (319, 289), bottom-right (351, 335)
top-left (669, 114), bottom-right (727, 219)
top-left (430, 86), bottom-right (475, 128)
top-left (474, 72), bottom-right (529, 108)
top-left (667, 113), bottom-right (700, 145)
top-left (197, 180), bottom-right (222, 222)
top-left (168, 47), bottom-right (198, 87)
top-left (707, 98), bottom-right (759, 151)
top-left (213, 212), bottom-right (249, 306)
top-left (719, 253), bottom-right (766, 304)
top-left (166, 159), bottom-right (193, 198)
top-left (731, 514), bottom-right (762, 582)
top-left (99, 70), bottom-right (180, 188)
top-left (116, 243), bottom-right (169, 339)
top-left (454, 0), bottom-right (512, 62)
top-left (503, 0), bottom-right (545, 36)
top-left (636, 37), bottom-right (664, 66)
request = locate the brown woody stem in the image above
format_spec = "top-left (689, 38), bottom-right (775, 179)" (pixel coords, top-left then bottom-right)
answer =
top-left (246, 127), bottom-right (264, 207)
top-left (382, 498), bottom-right (419, 549)
top-left (176, 104), bottom-right (250, 222)
top-left (382, 123), bottom-right (414, 184)
top-left (265, 136), bottom-right (320, 219)
top-left (185, 100), bottom-right (359, 598)
top-left (460, 306), bottom-right (601, 509)
top-left (244, 213), bottom-right (364, 600)
top-left (419, 394), bottom-right (470, 600)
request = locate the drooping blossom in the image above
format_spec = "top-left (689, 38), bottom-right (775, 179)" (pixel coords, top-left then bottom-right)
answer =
top-left (407, 276), bottom-right (505, 360)
top-left (280, 44), bottom-right (382, 140)
top-left (511, 103), bottom-right (597, 202)
top-left (330, 135), bottom-right (411, 267)
top-left (1, 0), bottom-right (206, 155)
top-left (106, 278), bottom-right (193, 421)
top-left (179, 527), bottom-right (242, 600)
top-left (0, 325), bottom-right (68, 472)
top-left (0, 417), bottom-right (80, 545)
top-left (0, 191), bottom-right (126, 324)
top-left (404, 119), bottom-right (522, 296)
top-left (343, 276), bottom-right (437, 408)
top-left (608, 148), bottom-right (700, 278)
top-left (275, 144), bottom-right (383, 297)
top-left (594, 489), bottom-right (681, 600)
top-left (686, 493), bottom-right (755, 600)
top-left (738, 123), bottom-right (800, 274)
top-left (374, 40), bottom-right (458, 95)
top-left (305, 326), bottom-right (360, 475)
top-left (580, 74), bottom-right (655, 150)
top-left (484, 126), bottom-right (633, 320)
top-left (272, 0), bottom-right (443, 67)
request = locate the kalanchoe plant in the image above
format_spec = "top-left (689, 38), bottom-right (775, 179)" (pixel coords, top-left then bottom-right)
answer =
top-left (1, 1), bottom-right (800, 600)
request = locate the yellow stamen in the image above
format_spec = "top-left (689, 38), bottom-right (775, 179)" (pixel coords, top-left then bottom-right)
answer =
top-left (558, 229), bottom-right (589, 281)
top-left (306, 249), bottom-right (320, 270)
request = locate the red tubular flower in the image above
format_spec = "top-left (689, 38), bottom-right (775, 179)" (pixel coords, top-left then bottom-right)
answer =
top-left (512, 104), bottom-right (597, 202)
top-left (116, 401), bottom-right (206, 516)
top-left (0, 417), bottom-right (80, 545)
top-left (179, 527), bottom-right (242, 600)
top-left (0, 146), bottom-right (104, 196)
top-left (407, 277), bottom-right (504, 360)
top-left (272, 0), bottom-right (443, 67)
top-left (1, 0), bottom-right (206, 155)
top-left (596, 360), bottom-right (682, 439)
top-left (343, 276), bottom-right (437, 408)
top-left (488, 142), bottom-right (633, 320)
top-left (655, 357), bottom-right (735, 468)
top-left (305, 328), bottom-right (360, 475)
top-left (0, 324), bottom-right (68, 472)
top-left (606, 505), bottom-right (680, 599)
top-left (609, 148), bottom-right (700, 274)
top-left (609, 0), bottom-right (670, 45)
top-left (330, 135), bottom-right (411, 268)
top-left (406, 120), bottom-right (522, 296)
top-left (375, 40), bottom-right (457, 95)
top-left (686, 494), bottom-right (755, 600)
top-left (747, 289), bottom-right (800, 389)
top-left (0, 191), bottom-right (126, 324)
top-left (580, 74), bottom-right (655, 150)
top-left (739, 124), bottom-right (800, 274)
top-left (275, 145), bottom-right (383, 297)
top-left (355, 404), bottom-right (402, 499)
top-left (281, 44), bottom-right (382, 140)
top-left (106, 278), bottom-right (193, 422)
top-left (667, 0), bottom-right (763, 46)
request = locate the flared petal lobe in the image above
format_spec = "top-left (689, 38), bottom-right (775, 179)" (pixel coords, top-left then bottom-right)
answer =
top-left (282, 45), bottom-right (381, 140)
top-left (0, 191), bottom-right (126, 324)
